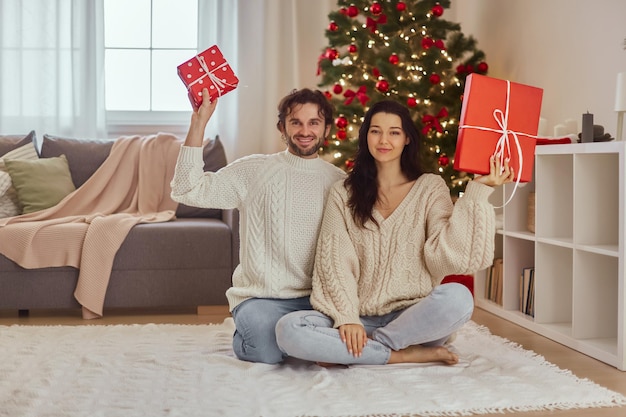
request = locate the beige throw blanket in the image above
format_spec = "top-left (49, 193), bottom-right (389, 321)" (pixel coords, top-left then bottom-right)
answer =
top-left (0, 134), bottom-right (182, 318)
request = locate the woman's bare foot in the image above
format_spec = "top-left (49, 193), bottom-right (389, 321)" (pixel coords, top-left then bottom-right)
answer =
top-left (388, 345), bottom-right (459, 365)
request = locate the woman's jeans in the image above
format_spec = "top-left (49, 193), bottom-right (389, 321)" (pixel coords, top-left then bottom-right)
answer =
top-left (231, 296), bottom-right (312, 364)
top-left (275, 283), bottom-right (474, 365)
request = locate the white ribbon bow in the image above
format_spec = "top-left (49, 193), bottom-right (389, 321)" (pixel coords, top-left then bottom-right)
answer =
top-left (187, 54), bottom-right (237, 99)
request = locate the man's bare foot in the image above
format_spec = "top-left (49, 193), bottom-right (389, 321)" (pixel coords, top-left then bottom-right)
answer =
top-left (388, 345), bottom-right (459, 365)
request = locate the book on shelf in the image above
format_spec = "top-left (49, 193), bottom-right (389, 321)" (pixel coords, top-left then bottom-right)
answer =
top-left (485, 258), bottom-right (503, 305)
top-left (519, 266), bottom-right (535, 316)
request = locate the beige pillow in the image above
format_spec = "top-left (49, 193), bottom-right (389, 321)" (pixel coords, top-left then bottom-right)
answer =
top-left (0, 143), bottom-right (39, 217)
top-left (5, 154), bottom-right (76, 214)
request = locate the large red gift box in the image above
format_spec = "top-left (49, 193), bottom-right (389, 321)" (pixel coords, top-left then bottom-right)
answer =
top-left (177, 45), bottom-right (239, 107)
top-left (453, 74), bottom-right (543, 182)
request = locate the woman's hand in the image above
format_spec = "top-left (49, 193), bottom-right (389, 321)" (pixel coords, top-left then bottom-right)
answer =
top-left (338, 323), bottom-right (368, 357)
top-left (472, 154), bottom-right (516, 187)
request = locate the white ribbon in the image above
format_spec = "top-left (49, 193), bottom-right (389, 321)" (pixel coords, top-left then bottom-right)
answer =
top-left (459, 80), bottom-right (538, 208)
top-left (187, 54), bottom-right (237, 99)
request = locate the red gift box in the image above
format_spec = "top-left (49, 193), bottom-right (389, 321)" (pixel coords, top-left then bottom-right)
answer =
top-left (453, 74), bottom-right (543, 182)
top-left (177, 45), bottom-right (239, 107)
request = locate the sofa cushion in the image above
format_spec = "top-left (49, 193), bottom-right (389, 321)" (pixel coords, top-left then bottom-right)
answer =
top-left (0, 139), bottom-right (40, 217)
top-left (40, 134), bottom-right (114, 188)
top-left (113, 218), bottom-right (233, 271)
top-left (175, 136), bottom-right (228, 219)
top-left (5, 154), bottom-right (76, 214)
top-left (0, 131), bottom-right (36, 156)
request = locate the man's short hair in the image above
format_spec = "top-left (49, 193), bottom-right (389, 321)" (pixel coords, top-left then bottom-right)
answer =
top-left (276, 88), bottom-right (334, 131)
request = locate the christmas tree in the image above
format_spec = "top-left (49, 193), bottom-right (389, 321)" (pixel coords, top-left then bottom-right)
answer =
top-left (317, 0), bottom-right (488, 197)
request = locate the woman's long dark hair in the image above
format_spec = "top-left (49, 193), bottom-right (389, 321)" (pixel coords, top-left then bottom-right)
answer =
top-left (345, 100), bottom-right (424, 228)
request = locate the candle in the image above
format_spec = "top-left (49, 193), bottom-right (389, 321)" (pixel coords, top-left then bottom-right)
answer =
top-left (554, 124), bottom-right (567, 137)
top-left (581, 112), bottom-right (593, 143)
top-left (564, 118), bottom-right (578, 135)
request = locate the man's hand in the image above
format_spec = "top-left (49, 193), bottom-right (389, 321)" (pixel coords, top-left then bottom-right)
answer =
top-left (338, 323), bottom-right (368, 358)
top-left (185, 88), bottom-right (218, 147)
top-left (473, 154), bottom-right (515, 187)
top-left (190, 88), bottom-right (218, 124)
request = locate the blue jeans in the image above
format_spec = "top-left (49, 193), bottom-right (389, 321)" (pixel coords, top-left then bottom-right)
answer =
top-left (231, 296), bottom-right (312, 364)
top-left (275, 283), bottom-right (474, 365)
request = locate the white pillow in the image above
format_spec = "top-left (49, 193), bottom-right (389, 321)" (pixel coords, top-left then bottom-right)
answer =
top-left (0, 143), bottom-right (39, 217)
top-left (0, 171), bottom-right (10, 195)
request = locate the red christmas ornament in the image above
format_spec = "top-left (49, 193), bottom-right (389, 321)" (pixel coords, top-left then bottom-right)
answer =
top-left (345, 159), bottom-right (355, 170)
top-left (465, 64), bottom-right (474, 73)
top-left (434, 39), bottom-right (445, 50)
top-left (407, 97), bottom-right (417, 107)
top-left (348, 44), bottom-right (358, 54)
top-left (335, 116), bottom-right (348, 129)
top-left (396, 1), bottom-right (406, 12)
top-left (438, 154), bottom-right (450, 166)
top-left (456, 64), bottom-right (466, 74)
top-left (339, 7), bottom-right (348, 15)
top-left (372, 67), bottom-right (381, 78)
top-left (421, 37), bottom-right (434, 49)
top-left (324, 91), bottom-right (332, 99)
top-left (477, 61), bottom-right (489, 73)
top-left (432, 4), bottom-right (444, 17)
top-left (370, 2), bottom-right (382, 15)
top-left (429, 73), bottom-right (441, 84)
top-left (337, 129), bottom-right (347, 140)
top-left (389, 53), bottom-right (399, 65)
top-left (328, 21), bottom-right (338, 31)
top-left (376, 80), bottom-right (389, 93)
top-left (333, 84), bottom-right (343, 94)
top-left (347, 5), bottom-right (359, 17)
top-left (327, 48), bottom-right (339, 60)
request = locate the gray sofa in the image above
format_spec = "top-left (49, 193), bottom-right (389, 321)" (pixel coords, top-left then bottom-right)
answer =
top-left (0, 131), bottom-right (238, 313)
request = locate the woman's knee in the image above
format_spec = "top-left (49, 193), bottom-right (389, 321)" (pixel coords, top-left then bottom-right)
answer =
top-left (440, 282), bottom-right (474, 316)
top-left (275, 312), bottom-right (307, 353)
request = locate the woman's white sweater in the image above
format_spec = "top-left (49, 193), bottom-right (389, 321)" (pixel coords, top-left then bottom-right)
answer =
top-left (311, 174), bottom-right (495, 327)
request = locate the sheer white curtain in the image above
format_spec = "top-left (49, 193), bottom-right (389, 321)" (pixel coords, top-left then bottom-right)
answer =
top-left (216, 0), bottom-right (334, 160)
top-left (0, 0), bottom-right (106, 144)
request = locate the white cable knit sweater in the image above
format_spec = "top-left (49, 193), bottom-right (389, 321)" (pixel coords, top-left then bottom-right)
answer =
top-left (170, 146), bottom-right (345, 311)
top-left (310, 174), bottom-right (496, 328)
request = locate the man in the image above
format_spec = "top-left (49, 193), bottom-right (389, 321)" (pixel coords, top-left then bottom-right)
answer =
top-left (171, 87), bottom-right (346, 364)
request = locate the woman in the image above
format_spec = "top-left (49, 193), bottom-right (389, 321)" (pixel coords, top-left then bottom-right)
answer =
top-left (275, 100), bottom-right (513, 366)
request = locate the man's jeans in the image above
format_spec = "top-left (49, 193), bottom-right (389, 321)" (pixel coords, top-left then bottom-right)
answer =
top-left (231, 296), bottom-right (312, 364)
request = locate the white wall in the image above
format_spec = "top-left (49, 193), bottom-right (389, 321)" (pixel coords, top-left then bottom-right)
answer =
top-left (449, 0), bottom-right (626, 139)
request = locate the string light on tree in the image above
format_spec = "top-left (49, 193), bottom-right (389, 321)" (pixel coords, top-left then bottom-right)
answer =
top-left (317, 0), bottom-right (488, 196)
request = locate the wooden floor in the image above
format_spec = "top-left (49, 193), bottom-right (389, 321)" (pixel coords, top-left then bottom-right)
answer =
top-left (1, 306), bottom-right (625, 417)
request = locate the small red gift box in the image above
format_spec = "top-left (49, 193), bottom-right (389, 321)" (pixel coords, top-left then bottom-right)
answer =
top-left (177, 45), bottom-right (239, 107)
top-left (453, 74), bottom-right (543, 182)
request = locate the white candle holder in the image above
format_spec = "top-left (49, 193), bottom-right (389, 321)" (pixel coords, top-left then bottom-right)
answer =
top-left (615, 72), bottom-right (626, 141)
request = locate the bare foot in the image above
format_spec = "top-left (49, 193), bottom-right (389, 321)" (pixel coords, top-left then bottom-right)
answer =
top-left (388, 345), bottom-right (459, 365)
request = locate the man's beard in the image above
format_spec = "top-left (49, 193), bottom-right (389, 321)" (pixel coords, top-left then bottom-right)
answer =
top-left (286, 134), bottom-right (323, 157)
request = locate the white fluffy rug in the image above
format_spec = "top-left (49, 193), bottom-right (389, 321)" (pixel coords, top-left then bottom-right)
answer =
top-left (1, 318), bottom-right (625, 417)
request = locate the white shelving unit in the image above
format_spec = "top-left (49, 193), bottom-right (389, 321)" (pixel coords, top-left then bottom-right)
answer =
top-left (474, 141), bottom-right (626, 370)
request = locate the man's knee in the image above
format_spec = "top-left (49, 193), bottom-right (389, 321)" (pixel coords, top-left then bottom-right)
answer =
top-left (232, 330), bottom-right (285, 364)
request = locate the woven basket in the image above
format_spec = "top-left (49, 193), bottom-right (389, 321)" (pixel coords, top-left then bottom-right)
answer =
top-left (527, 192), bottom-right (535, 233)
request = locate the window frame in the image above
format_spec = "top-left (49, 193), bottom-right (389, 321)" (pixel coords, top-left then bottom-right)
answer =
top-left (103, 0), bottom-right (198, 135)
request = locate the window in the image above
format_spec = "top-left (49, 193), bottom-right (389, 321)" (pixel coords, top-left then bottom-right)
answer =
top-left (104, 0), bottom-right (198, 129)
